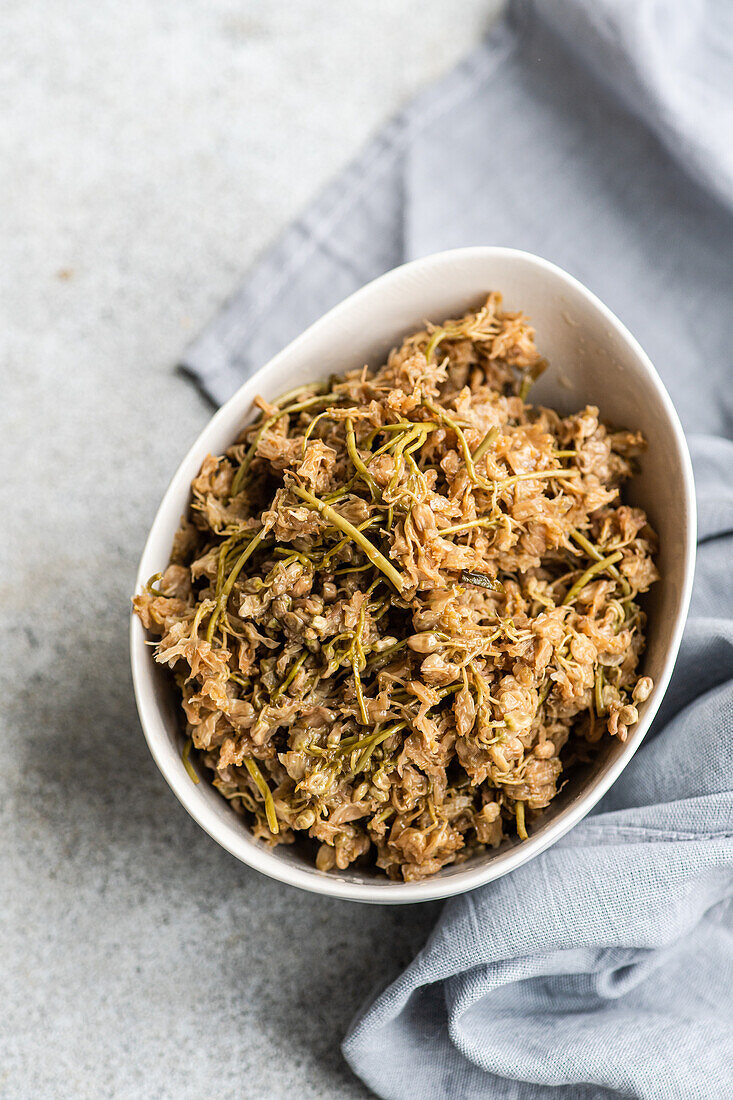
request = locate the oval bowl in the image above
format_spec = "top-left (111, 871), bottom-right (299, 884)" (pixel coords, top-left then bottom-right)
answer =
top-left (130, 246), bottom-right (696, 903)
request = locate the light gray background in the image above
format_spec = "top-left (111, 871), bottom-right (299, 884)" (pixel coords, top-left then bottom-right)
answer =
top-left (1, 2), bottom-right (503, 1097)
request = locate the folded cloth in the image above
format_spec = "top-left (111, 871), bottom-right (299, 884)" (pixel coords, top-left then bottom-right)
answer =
top-left (182, 1), bottom-right (733, 1096)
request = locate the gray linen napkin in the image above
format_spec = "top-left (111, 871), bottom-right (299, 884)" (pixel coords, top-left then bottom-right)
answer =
top-left (182, 1), bottom-right (733, 1096)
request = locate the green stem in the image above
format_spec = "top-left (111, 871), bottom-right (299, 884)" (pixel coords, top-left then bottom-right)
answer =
top-left (367, 420), bottom-right (420, 448)
top-left (192, 598), bottom-right (215, 639)
top-left (594, 667), bottom-right (606, 716)
top-left (207, 528), bottom-right (267, 641)
top-left (424, 327), bottom-right (447, 362)
top-left (439, 516), bottom-right (499, 537)
top-left (515, 800), bottom-right (528, 840)
top-left (471, 426), bottom-right (499, 463)
top-left (291, 486), bottom-right (405, 593)
top-left (569, 529), bottom-right (631, 597)
top-left (182, 738), bottom-right (200, 785)
top-left (231, 393), bottom-right (336, 496)
top-left (385, 425), bottom-right (426, 496)
top-left (345, 417), bottom-right (380, 500)
top-left (322, 474), bottom-right (358, 503)
top-left (423, 398), bottom-right (490, 490)
top-left (215, 528), bottom-right (260, 598)
top-left (351, 721), bottom-right (407, 772)
top-left (364, 639), bottom-right (408, 669)
top-left (518, 358), bottom-right (547, 402)
top-left (301, 408), bottom-right (336, 455)
top-left (271, 652), bottom-right (307, 702)
top-left (320, 515), bottom-right (382, 568)
top-left (351, 601), bottom-right (370, 725)
top-left (272, 547), bottom-right (314, 568)
top-left (498, 469), bottom-right (581, 488)
top-left (242, 756), bottom-right (279, 834)
top-left (538, 680), bottom-right (552, 706)
top-left (271, 381), bottom-right (328, 408)
top-left (145, 572), bottom-right (169, 598)
top-left (562, 551), bottom-right (623, 606)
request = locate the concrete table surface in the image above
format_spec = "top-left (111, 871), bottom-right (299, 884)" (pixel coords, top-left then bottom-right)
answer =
top-left (1, 3), bottom-right (500, 1097)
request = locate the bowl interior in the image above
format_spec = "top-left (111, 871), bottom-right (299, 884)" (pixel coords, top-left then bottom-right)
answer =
top-left (131, 248), bottom-right (694, 902)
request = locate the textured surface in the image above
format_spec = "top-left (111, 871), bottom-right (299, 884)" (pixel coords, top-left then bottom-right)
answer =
top-left (0, 2), bottom-right (499, 1097)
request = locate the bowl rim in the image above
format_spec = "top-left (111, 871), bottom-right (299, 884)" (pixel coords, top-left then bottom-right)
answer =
top-left (130, 245), bottom-right (697, 904)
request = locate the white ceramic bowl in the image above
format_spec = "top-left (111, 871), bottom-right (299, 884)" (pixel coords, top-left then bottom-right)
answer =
top-left (130, 247), bottom-right (696, 904)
